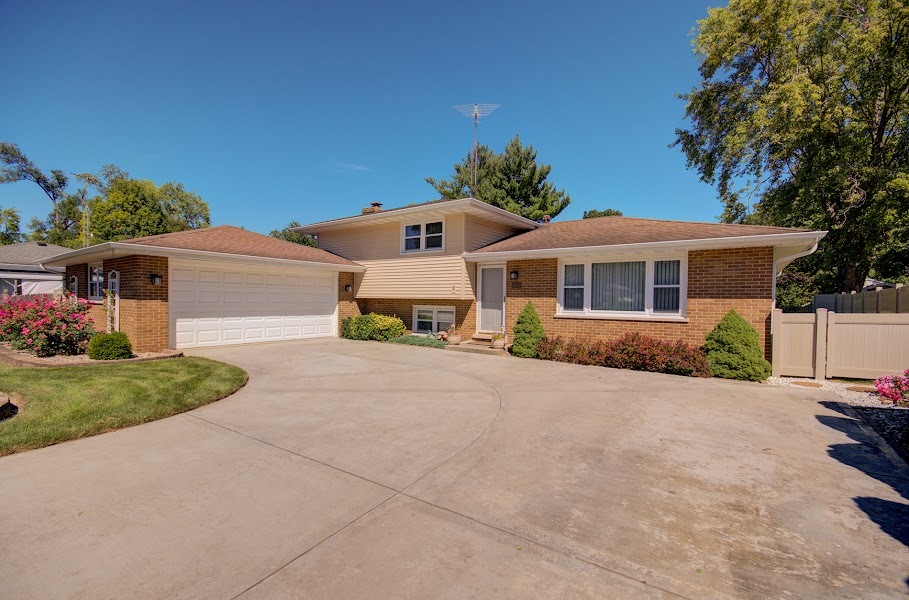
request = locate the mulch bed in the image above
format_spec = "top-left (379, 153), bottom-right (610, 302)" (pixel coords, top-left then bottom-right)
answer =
top-left (853, 406), bottom-right (909, 465)
top-left (0, 344), bottom-right (182, 368)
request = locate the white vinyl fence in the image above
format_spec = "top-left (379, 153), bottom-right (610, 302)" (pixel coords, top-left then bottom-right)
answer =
top-left (771, 308), bottom-right (909, 380)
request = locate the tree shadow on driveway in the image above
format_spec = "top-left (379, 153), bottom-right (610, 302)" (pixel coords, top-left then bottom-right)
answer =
top-left (816, 401), bottom-right (909, 557)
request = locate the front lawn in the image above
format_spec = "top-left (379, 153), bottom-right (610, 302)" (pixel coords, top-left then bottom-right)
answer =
top-left (0, 357), bottom-right (248, 456)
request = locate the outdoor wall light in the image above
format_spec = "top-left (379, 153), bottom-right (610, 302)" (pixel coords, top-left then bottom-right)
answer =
top-left (344, 284), bottom-right (353, 292)
top-left (510, 270), bottom-right (519, 280)
top-left (149, 274), bottom-right (163, 286)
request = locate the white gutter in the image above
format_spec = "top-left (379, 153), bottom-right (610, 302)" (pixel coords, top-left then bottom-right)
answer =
top-left (464, 231), bottom-right (827, 261)
top-left (771, 240), bottom-right (820, 309)
top-left (40, 243), bottom-right (367, 273)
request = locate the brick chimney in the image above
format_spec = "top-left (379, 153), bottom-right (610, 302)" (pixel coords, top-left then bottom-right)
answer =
top-left (361, 202), bottom-right (383, 215)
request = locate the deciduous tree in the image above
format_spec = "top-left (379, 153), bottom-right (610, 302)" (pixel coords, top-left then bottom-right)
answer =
top-left (269, 221), bottom-right (316, 247)
top-left (675, 0), bottom-right (909, 292)
top-left (583, 208), bottom-right (623, 218)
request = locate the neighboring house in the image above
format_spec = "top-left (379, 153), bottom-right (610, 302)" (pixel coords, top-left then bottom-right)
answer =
top-left (0, 242), bottom-right (67, 296)
top-left (42, 197), bottom-right (827, 357)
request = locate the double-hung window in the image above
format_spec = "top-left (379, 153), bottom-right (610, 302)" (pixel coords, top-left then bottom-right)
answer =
top-left (413, 306), bottom-right (455, 334)
top-left (559, 257), bottom-right (685, 318)
top-left (88, 263), bottom-right (104, 300)
top-left (403, 221), bottom-right (444, 252)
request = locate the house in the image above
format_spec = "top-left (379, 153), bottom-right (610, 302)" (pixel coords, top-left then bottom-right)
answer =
top-left (42, 197), bottom-right (826, 357)
top-left (41, 227), bottom-right (363, 352)
top-left (0, 241), bottom-right (67, 296)
top-left (296, 198), bottom-right (826, 357)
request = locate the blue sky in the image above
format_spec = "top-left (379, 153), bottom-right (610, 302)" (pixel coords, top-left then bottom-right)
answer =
top-left (1, 0), bottom-right (716, 234)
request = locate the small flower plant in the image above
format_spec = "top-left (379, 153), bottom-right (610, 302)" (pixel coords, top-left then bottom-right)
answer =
top-left (492, 326), bottom-right (506, 341)
top-left (0, 292), bottom-right (96, 357)
top-left (875, 369), bottom-right (909, 406)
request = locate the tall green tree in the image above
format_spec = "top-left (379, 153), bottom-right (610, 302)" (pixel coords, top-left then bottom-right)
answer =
top-left (427, 135), bottom-right (571, 221)
top-left (675, 0), bottom-right (909, 292)
top-left (158, 182), bottom-right (210, 231)
top-left (0, 143), bottom-right (68, 225)
top-left (270, 221), bottom-right (316, 247)
top-left (583, 208), bottom-right (623, 218)
top-left (0, 205), bottom-right (22, 245)
top-left (89, 179), bottom-right (168, 241)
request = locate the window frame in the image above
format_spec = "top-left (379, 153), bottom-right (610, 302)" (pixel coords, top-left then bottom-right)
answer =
top-left (412, 305), bottom-right (456, 335)
top-left (401, 219), bottom-right (445, 254)
top-left (556, 254), bottom-right (687, 320)
top-left (88, 262), bottom-right (104, 301)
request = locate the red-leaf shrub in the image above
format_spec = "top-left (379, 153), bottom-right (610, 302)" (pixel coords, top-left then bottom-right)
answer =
top-left (535, 332), bottom-right (711, 378)
top-left (0, 294), bottom-right (96, 357)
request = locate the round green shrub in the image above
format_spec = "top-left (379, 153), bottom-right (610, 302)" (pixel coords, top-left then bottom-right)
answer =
top-left (340, 314), bottom-right (405, 341)
top-left (87, 332), bottom-right (133, 360)
top-left (511, 301), bottom-right (545, 358)
top-left (704, 310), bottom-right (771, 381)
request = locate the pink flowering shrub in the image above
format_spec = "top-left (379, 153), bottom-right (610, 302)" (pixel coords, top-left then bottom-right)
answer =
top-left (0, 294), bottom-right (96, 357)
top-left (875, 370), bottom-right (909, 406)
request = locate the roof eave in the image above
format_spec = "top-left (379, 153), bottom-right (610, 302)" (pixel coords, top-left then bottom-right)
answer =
top-left (292, 198), bottom-right (540, 233)
top-left (463, 231), bottom-right (828, 262)
top-left (41, 243), bottom-right (366, 272)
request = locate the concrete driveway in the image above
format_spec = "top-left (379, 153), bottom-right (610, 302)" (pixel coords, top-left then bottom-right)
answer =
top-left (1, 339), bottom-right (907, 599)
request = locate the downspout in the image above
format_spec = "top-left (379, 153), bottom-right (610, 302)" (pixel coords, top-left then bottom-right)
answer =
top-left (771, 239), bottom-right (819, 309)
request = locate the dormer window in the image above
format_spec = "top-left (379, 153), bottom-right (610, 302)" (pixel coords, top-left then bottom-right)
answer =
top-left (402, 220), bottom-right (444, 252)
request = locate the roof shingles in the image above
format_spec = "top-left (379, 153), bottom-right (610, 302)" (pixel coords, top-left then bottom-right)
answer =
top-left (472, 216), bottom-right (808, 253)
top-left (120, 226), bottom-right (359, 267)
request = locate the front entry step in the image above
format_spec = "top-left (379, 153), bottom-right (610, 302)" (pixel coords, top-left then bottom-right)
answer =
top-left (445, 341), bottom-right (508, 356)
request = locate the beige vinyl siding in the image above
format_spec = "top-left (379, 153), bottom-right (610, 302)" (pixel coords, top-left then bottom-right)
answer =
top-left (355, 254), bottom-right (471, 299)
top-left (316, 214), bottom-right (473, 299)
top-left (317, 214), bottom-right (466, 259)
top-left (464, 215), bottom-right (520, 251)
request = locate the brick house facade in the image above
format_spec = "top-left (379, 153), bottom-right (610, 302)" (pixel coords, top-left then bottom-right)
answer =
top-left (66, 257), bottom-right (170, 353)
top-left (354, 247), bottom-right (773, 356)
top-left (501, 247), bottom-right (774, 358)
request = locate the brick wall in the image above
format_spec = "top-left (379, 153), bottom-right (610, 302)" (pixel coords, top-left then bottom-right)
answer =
top-left (67, 256), bottom-right (170, 352)
top-left (503, 247), bottom-right (774, 357)
top-left (357, 298), bottom-right (477, 334)
top-left (338, 272), bottom-right (362, 326)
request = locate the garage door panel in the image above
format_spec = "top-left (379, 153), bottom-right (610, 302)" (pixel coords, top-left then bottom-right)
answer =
top-left (171, 260), bottom-right (336, 349)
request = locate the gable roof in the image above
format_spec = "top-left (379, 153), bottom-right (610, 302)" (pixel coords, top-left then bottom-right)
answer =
top-left (42, 226), bottom-right (364, 271)
top-left (465, 216), bottom-right (826, 259)
top-left (0, 242), bottom-right (69, 273)
top-left (294, 197), bottom-right (539, 233)
top-left (0, 241), bottom-right (69, 265)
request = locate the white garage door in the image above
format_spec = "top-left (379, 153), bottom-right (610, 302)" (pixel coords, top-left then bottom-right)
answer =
top-left (170, 259), bottom-right (338, 349)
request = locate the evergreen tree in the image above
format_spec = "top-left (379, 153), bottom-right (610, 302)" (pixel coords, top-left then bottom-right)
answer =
top-left (704, 310), bottom-right (771, 381)
top-left (511, 301), bottom-right (545, 358)
top-left (427, 135), bottom-right (570, 221)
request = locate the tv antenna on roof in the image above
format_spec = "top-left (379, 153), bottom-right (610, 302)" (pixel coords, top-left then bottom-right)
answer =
top-left (453, 103), bottom-right (500, 197)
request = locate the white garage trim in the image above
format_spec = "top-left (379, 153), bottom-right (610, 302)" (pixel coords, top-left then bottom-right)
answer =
top-left (169, 258), bottom-right (339, 349)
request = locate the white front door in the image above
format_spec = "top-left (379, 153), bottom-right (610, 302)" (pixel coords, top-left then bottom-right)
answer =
top-left (169, 259), bottom-right (338, 349)
top-left (479, 266), bottom-right (505, 332)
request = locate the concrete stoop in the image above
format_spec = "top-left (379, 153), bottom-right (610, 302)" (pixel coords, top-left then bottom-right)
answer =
top-left (444, 341), bottom-right (508, 356)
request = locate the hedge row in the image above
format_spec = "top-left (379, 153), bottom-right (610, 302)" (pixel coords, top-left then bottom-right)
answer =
top-left (340, 313), bottom-right (406, 341)
top-left (536, 332), bottom-right (712, 377)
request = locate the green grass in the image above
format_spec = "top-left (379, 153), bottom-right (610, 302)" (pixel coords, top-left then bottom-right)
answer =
top-left (0, 357), bottom-right (248, 456)
top-left (385, 335), bottom-right (447, 349)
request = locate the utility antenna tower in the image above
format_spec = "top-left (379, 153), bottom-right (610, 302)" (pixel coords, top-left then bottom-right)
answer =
top-left (453, 103), bottom-right (500, 197)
